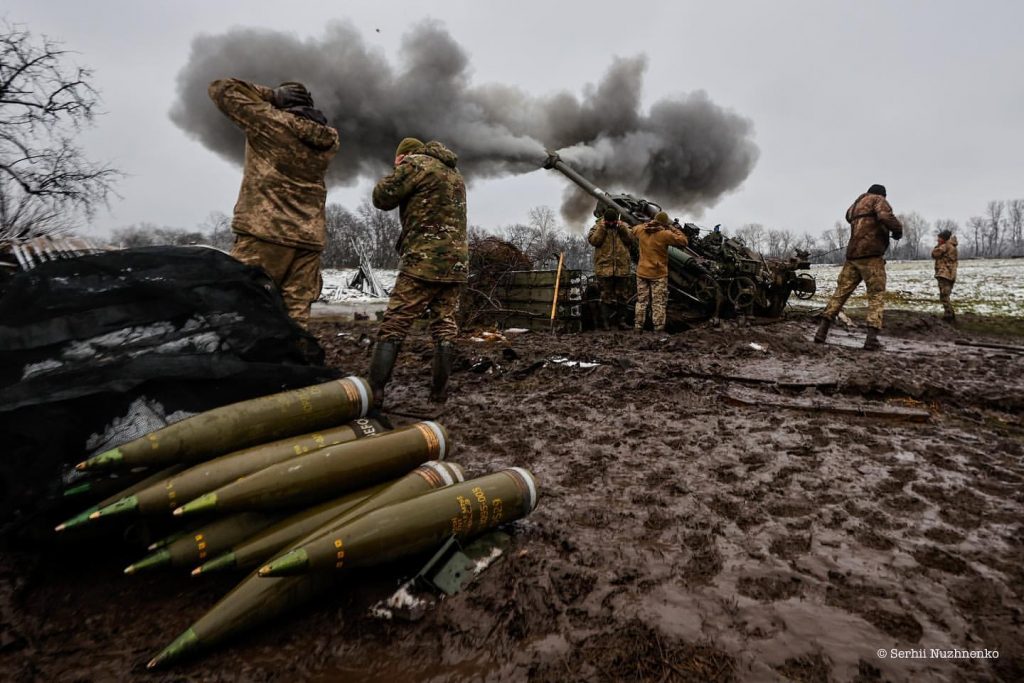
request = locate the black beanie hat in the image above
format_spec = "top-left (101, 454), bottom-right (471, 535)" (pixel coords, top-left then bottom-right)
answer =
top-left (603, 207), bottom-right (618, 221)
top-left (867, 184), bottom-right (887, 197)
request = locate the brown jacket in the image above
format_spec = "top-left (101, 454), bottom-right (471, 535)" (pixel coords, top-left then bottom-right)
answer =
top-left (932, 236), bottom-right (958, 281)
top-left (587, 219), bottom-right (634, 277)
top-left (630, 221), bottom-right (688, 279)
top-left (209, 79), bottom-right (340, 251)
top-left (844, 192), bottom-right (903, 260)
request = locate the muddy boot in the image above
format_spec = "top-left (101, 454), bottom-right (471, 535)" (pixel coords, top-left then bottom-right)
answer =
top-left (368, 339), bottom-right (400, 408)
top-left (429, 341), bottom-right (454, 403)
top-left (863, 328), bottom-right (882, 351)
top-left (599, 303), bottom-right (612, 331)
top-left (813, 317), bottom-right (832, 344)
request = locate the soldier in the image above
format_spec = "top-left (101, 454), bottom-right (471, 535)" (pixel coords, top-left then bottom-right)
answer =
top-left (587, 207), bottom-right (635, 329)
top-left (368, 138), bottom-right (468, 406)
top-left (630, 211), bottom-right (687, 332)
top-left (931, 229), bottom-right (958, 322)
top-left (815, 184), bottom-right (903, 350)
top-left (208, 79), bottom-right (339, 327)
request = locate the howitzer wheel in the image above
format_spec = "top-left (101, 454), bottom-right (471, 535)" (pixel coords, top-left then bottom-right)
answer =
top-left (794, 272), bottom-right (816, 300)
top-left (691, 273), bottom-right (720, 306)
top-left (727, 277), bottom-right (757, 311)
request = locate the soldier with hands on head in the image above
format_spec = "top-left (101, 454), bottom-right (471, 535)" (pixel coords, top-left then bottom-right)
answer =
top-left (208, 79), bottom-right (339, 327)
top-left (815, 184), bottom-right (903, 350)
top-left (630, 211), bottom-right (687, 332)
top-left (588, 207), bottom-right (635, 330)
top-left (931, 228), bottom-right (958, 322)
top-left (368, 137), bottom-right (468, 407)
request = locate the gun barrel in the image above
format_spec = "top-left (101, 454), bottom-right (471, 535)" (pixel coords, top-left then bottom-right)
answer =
top-left (542, 151), bottom-right (643, 226)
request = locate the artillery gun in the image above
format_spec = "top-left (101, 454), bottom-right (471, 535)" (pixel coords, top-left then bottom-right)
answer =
top-left (542, 151), bottom-right (815, 323)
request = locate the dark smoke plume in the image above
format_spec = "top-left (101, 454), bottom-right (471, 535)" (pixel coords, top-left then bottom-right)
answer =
top-left (171, 21), bottom-right (758, 223)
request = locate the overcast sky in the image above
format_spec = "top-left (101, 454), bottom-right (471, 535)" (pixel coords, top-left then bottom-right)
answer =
top-left (6, 0), bottom-right (1023, 239)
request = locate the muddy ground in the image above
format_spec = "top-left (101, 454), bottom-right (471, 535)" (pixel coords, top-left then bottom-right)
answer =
top-left (2, 309), bottom-right (1022, 682)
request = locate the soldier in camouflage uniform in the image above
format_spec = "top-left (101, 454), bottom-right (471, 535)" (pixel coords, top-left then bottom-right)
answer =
top-left (368, 137), bottom-right (468, 405)
top-left (630, 211), bottom-right (687, 332)
top-left (815, 184), bottom-right (902, 350)
top-left (209, 78), bottom-right (339, 327)
top-left (931, 230), bottom-right (958, 321)
top-left (588, 207), bottom-right (635, 330)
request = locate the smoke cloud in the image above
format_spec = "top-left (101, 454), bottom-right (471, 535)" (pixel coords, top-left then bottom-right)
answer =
top-left (171, 21), bottom-right (758, 223)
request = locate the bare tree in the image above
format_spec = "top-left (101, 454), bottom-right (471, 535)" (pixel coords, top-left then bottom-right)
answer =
top-left (817, 221), bottom-right (848, 263)
top-left (966, 216), bottom-right (986, 258)
top-left (734, 223), bottom-right (766, 253)
top-left (355, 197), bottom-right (401, 268)
top-left (892, 212), bottom-right (928, 260)
top-left (985, 200), bottom-right (1005, 257)
top-left (0, 22), bottom-right (120, 239)
top-left (198, 210), bottom-right (232, 251)
top-left (765, 228), bottom-right (794, 258)
top-left (1006, 199), bottom-right (1024, 256)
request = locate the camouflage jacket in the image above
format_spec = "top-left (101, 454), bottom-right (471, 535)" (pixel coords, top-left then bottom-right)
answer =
top-left (931, 236), bottom-right (958, 281)
top-left (372, 141), bottom-right (468, 282)
top-left (845, 193), bottom-right (903, 260)
top-left (588, 219), bottom-right (634, 277)
top-left (630, 221), bottom-right (688, 280)
top-left (209, 79), bottom-right (339, 252)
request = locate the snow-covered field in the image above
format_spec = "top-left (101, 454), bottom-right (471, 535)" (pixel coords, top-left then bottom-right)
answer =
top-left (794, 258), bottom-right (1024, 317)
top-left (319, 268), bottom-right (397, 303)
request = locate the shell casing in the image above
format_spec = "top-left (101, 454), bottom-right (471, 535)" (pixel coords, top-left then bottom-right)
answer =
top-left (263, 468), bottom-right (537, 577)
top-left (109, 419), bottom-right (385, 518)
top-left (80, 377), bottom-right (373, 471)
top-left (176, 422), bottom-right (448, 515)
top-left (148, 461), bottom-right (465, 668)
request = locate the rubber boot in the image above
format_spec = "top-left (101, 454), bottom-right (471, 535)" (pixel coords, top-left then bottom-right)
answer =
top-left (863, 328), bottom-right (882, 351)
top-left (429, 341), bottom-right (454, 403)
top-left (813, 317), bottom-right (832, 344)
top-left (599, 303), bottom-right (612, 331)
top-left (368, 339), bottom-right (400, 408)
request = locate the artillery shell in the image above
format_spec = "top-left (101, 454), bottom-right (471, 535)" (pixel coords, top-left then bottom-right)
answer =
top-left (78, 377), bottom-right (373, 471)
top-left (148, 461), bottom-right (464, 668)
top-left (91, 419), bottom-right (385, 521)
top-left (123, 511), bottom-right (281, 575)
top-left (174, 422), bottom-right (447, 517)
top-left (55, 465), bottom-right (185, 532)
top-left (261, 468), bottom-right (537, 577)
top-left (196, 461), bottom-right (464, 575)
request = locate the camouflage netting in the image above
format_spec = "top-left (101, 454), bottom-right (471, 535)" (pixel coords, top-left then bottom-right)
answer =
top-left (0, 246), bottom-right (341, 535)
top-left (462, 237), bottom-right (533, 327)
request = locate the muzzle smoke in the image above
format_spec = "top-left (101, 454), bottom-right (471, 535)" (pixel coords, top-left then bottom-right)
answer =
top-left (171, 21), bottom-right (758, 223)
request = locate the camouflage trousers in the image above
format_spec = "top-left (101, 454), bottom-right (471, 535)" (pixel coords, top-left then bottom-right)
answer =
top-left (231, 234), bottom-right (321, 328)
top-left (937, 277), bottom-right (955, 317)
top-left (822, 256), bottom-right (886, 329)
top-left (635, 276), bottom-right (668, 330)
top-left (598, 275), bottom-right (632, 305)
top-left (377, 272), bottom-right (461, 343)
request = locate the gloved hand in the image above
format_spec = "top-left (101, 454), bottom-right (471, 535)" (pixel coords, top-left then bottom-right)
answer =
top-left (272, 82), bottom-right (313, 109)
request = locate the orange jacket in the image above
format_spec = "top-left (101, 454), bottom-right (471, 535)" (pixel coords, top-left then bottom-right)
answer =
top-left (630, 221), bottom-right (688, 279)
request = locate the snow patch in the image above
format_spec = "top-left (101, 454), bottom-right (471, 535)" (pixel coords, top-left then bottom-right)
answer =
top-left (550, 356), bottom-right (600, 369)
top-left (369, 581), bottom-right (429, 620)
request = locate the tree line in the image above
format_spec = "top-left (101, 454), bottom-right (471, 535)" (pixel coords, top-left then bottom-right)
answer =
top-left (105, 194), bottom-right (1024, 272)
